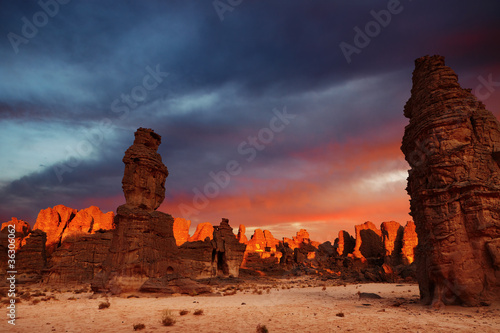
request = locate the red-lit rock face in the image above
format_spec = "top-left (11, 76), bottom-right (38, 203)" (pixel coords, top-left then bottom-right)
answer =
top-left (401, 55), bottom-right (500, 306)
top-left (335, 230), bottom-right (355, 256)
top-left (351, 221), bottom-right (383, 262)
top-left (1, 217), bottom-right (31, 251)
top-left (381, 221), bottom-right (404, 265)
top-left (33, 205), bottom-right (77, 254)
top-left (237, 224), bottom-right (248, 244)
top-left (173, 217), bottom-right (191, 246)
top-left (32, 205), bottom-right (114, 254)
top-left (401, 221), bottom-right (417, 265)
top-left (188, 222), bottom-right (214, 242)
top-left (121, 127), bottom-right (169, 211)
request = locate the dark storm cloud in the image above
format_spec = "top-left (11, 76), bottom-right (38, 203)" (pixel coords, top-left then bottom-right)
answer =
top-left (1, 0), bottom-right (500, 227)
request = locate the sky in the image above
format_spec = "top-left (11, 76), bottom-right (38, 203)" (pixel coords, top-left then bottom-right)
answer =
top-left (1, 0), bottom-right (500, 242)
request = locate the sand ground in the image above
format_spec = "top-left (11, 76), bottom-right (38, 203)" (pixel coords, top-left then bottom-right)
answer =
top-left (2, 279), bottom-right (499, 333)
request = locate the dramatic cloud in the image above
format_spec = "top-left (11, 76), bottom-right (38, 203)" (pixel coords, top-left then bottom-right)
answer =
top-left (1, 0), bottom-right (499, 241)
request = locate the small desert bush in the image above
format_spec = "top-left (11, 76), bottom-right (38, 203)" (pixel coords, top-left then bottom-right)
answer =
top-left (193, 309), bottom-right (204, 316)
top-left (256, 324), bottom-right (269, 333)
top-left (98, 300), bottom-right (110, 309)
top-left (68, 296), bottom-right (76, 301)
top-left (31, 299), bottom-right (41, 305)
top-left (336, 312), bottom-right (345, 317)
top-left (161, 310), bottom-right (176, 326)
top-left (322, 286), bottom-right (327, 291)
top-left (32, 291), bottom-right (46, 297)
top-left (133, 323), bottom-right (146, 331)
top-left (179, 309), bottom-right (189, 316)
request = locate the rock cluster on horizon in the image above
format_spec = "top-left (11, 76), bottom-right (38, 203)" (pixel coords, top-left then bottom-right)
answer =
top-left (401, 55), bottom-right (500, 306)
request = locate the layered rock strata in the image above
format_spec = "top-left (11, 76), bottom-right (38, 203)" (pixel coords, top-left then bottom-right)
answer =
top-left (401, 55), bottom-right (500, 306)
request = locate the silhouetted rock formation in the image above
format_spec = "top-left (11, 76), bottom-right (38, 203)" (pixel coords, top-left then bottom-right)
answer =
top-left (401, 55), bottom-right (500, 306)
top-left (335, 230), bottom-right (355, 256)
top-left (212, 218), bottom-right (246, 277)
top-left (351, 221), bottom-right (383, 262)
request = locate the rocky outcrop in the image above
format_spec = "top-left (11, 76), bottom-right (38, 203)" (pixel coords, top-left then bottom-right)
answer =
top-left (237, 224), bottom-right (248, 243)
top-left (46, 230), bottom-right (113, 285)
top-left (16, 230), bottom-right (47, 283)
top-left (60, 206), bottom-right (114, 243)
top-left (1, 218), bottom-right (31, 251)
top-left (173, 217), bottom-right (191, 246)
top-left (381, 221), bottom-right (404, 266)
top-left (188, 222), bottom-right (213, 242)
top-left (246, 229), bottom-right (280, 253)
top-left (401, 221), bottom-right (418, 265)
top-left (33, 205), bottom-right (77, 254)
top-left (32, 205), bottom-right (114, 254)
top-left (401, 55), bottom-right (500, 306)
top-left (351, 221), bottom-right (383, 262)
top-left (335, 230), bottom-right (355, 256)
top-left (212, 218), bottom-right (246, 277)
top-left (93, 128), bottom-right (179, 293)
top-left (121, 127), bottom-right (169, 210)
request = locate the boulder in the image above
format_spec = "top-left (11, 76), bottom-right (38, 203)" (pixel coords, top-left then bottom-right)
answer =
top-left (401, 55), bottom-right (500, 306)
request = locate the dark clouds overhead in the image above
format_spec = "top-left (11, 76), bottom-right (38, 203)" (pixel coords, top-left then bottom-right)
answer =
top-left (1, 0), bottom-right (499, 240)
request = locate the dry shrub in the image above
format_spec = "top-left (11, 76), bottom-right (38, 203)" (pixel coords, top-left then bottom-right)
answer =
top-left (256, 323), bottom-right (269, 333)
top-left (98, 300), bottom-right (110, 309)
top-left (179, 309), bottom-right (189, 316)
top-left (161, 310), bottom-right (176, 326)
top-left (193, 309), bottom-right (204, 316)
top-left (133, 323), bottom-right (145, 331)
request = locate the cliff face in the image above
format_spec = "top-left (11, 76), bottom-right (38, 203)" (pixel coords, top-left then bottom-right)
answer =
top-left (401, 55), bottom-right (500, 306)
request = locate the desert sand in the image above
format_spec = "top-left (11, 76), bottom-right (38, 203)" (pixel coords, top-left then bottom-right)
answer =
top-left (2, 278), bottom-right (499, 333)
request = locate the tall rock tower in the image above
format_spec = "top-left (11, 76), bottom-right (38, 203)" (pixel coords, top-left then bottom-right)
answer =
top-left (93, 128), bottom-right (179, 293)
top-left (401, 55), bottom-right (500, 306)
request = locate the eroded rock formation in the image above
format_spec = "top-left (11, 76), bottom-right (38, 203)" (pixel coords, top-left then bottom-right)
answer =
top-left (188, 222), bottom-right (214, 242)
top-left (351, 221), bottom-right (383, 262)
top-left (335, 230), bottom-right (355, 256)
top-left (1, 218), bottom-right (31, 251)
top-left (212, 218), bottom-right (246, 277)
top-left (401, 55), bottom-right (500, 306)
top-left (173, 217), bottom-right (191, 246)
top-left (381, 221), bottom-right (404, 266)
top-left (121, 127), bottom-right (169, 210)
top-left (33, 205), bottom-right (77, 254)
top-left (401, 221), bottom-right (418, 265)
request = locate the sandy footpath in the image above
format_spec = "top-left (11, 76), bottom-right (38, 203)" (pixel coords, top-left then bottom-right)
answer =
top-left (2, 280), bottom-right (499, 333)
